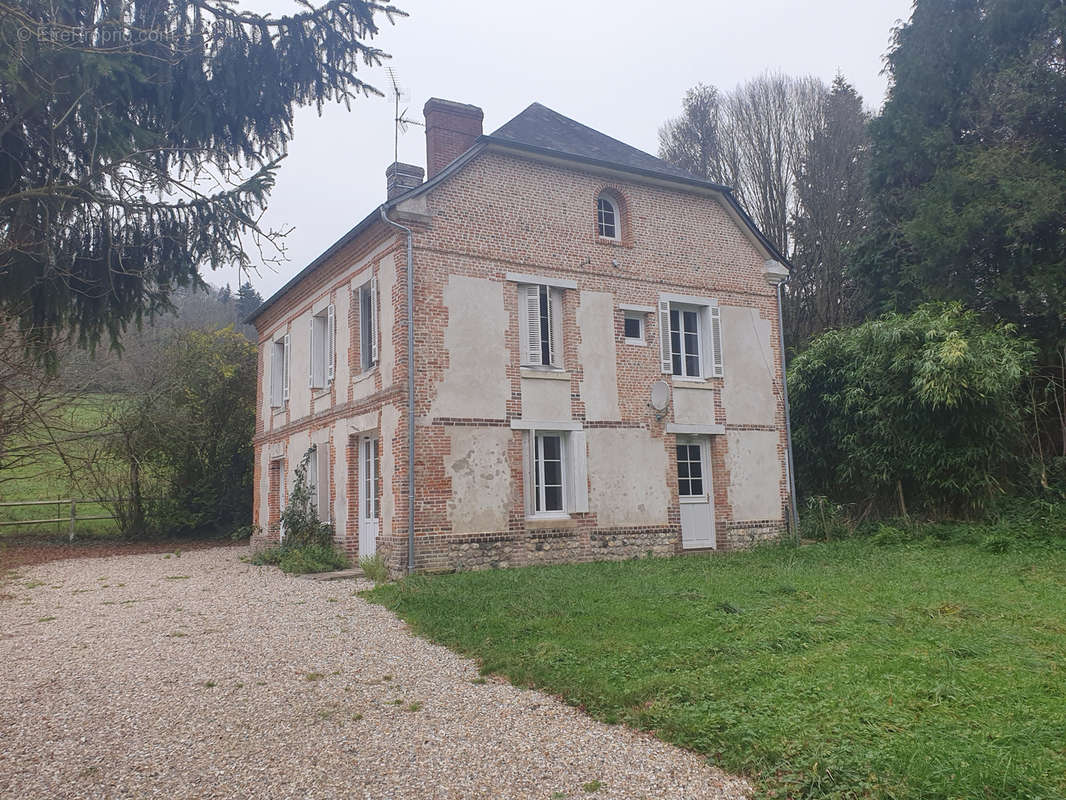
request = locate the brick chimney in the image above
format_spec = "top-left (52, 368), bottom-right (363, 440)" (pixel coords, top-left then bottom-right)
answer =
top-left (424, 98), bottom-right (484, 179)
top-left (386, 161), bottom-right (424, 199)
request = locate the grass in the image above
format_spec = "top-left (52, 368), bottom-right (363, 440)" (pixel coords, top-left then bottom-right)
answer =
top-left (367, 535), bottom-right (1066, 799)
top-left (0, 393), bottom-right (123, 537)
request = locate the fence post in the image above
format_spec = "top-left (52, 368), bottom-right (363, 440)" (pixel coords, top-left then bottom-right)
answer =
top-left (69, 500), bottom-right (76, 542)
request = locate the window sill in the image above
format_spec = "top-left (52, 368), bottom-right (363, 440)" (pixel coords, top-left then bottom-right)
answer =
top-left (671, 376), bottom-right (715, 390)
top-left (624, 338), bottom-right (646, 347)
top-left (271, 404), bottom-right (288, 416)
top-left (525, 516), bottom-right (578, 530)
top-left (353, 366), bottom-right (378, 384)
top-left (520, 367), bottom-right (570, 381)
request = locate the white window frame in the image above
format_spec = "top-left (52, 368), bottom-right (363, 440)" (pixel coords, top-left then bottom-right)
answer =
top-left (676, 436), bottom-right (710, 502)
top-left (519, 424), bottom-right (588, 519)
top-left (596, 194), bottom-right (620, 241)
top-left (269, 337), bottom-right (289, 407)
top-left (518, 284), bottom-right (564, 369)
top-left (309, 304), bottom-right (335, 390)
top-left (658, 296), bottom-right (723, 379)
top-left (362, 436), bottom-right (380, 520)
top-left (358, 278), bottom-right (378, 373)
top-left (623, 311), bottom-right (645, 345)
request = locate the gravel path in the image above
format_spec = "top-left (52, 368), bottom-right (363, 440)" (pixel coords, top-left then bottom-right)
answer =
top-left (0, 547), bottom-right (749, 800)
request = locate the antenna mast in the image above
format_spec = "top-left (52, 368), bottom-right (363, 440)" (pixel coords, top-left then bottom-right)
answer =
top-left (386, 67), bottom-right (422, 163)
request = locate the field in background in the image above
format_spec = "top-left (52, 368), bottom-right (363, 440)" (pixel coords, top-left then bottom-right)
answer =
top-left (368, 534), bottom-right (1066, 800)
top-left (0, 394), bottom-right (121, 538)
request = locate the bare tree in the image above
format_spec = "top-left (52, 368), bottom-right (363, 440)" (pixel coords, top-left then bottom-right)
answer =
top-left (787, 76), bottom-right (870, 345)
top-left (659, 72), bottom-right (826, 260)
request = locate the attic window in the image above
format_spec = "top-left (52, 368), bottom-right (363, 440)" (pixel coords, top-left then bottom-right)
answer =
top-left (596, 195), bottom-right (619, 240)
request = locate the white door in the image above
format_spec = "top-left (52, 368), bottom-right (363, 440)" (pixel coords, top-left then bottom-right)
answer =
top-left (677, 437), bottom-right (715, 549)
top-left (358, 436), bottom-right (379, 557)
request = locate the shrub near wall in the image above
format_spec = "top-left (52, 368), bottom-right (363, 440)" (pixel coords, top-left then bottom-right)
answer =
top-left (789, 303), bottom-right (1034, 514)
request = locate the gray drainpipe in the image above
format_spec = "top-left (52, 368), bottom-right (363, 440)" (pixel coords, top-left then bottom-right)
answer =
top-left (775, 281), bottom-right (800, 539)
top-left (379, 206), bottom-right (417, 574)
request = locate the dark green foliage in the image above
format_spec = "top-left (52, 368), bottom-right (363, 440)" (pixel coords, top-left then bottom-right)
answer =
top-left (251, 543), bottom-right (348, 574)
top-left (147, 327), bottom-right (257, 535)
top-left (234, 283), bottom-right (264, 322)
top-left (367, 533), bottom-right (1066, 799)
top-left (789, 303), bottom-right (1035, 513)
top-left (0, 0), bottom-right (404, 356)
top-left (853, 0), bottom-right (1066, 358)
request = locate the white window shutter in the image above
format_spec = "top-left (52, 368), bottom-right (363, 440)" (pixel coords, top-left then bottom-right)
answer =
top-left (523, 286), bottom-right (542, 365)
top-left (282, 334), bottom-right (290, 401)
top-left (308, 316), bottom-right (316, 387)
top-left (326, 303), bottom-right (336, 383)
top-left (370, 276), bottom-right (379, 365)
top-left (709, 305), bottom-right (724, 377)
top-left (658, 299), bottom-right (672, 373)
top-left (568, 430), bottom-right (589, 513)
top-left (317, 442), bottom-right (330, 522)
top-left (270, 344), bottom-right (280, 407)
top-left (549, 288), bottom-right (563, 368)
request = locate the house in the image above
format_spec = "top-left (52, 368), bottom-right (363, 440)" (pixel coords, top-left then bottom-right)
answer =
top-left (248, 98), bottom-right (795, 574)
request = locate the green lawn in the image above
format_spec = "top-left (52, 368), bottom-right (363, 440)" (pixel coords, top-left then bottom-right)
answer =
top-left (367, 537), bottom-right (1066, 799)
top-left (0, 393), bottom-right (121, 537)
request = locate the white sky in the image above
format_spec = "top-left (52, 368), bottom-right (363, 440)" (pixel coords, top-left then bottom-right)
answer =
top-left (221, 0), bottom-right (913, 299)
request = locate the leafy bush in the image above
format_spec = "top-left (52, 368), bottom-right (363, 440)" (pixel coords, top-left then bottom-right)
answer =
top-left (279, 449), bottom-right (334, 548)
top-left (250, 544), bottom-right (348, 574)
top-left (789, 303), bottom-right (1035, 515)
top-left (359, 553), bottom-right (390, 583)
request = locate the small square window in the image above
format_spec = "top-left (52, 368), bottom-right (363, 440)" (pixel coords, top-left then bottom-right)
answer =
top-left (623, 314), bottom-right (643, 342)
top-left (622, 315), bottom-right (639, 343)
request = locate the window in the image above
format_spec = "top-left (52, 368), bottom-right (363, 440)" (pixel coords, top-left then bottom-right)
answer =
top-left (533, 432), bottom-right (566, 514)
top-left (309, 304), bottom-right (335, 389)
top-left (676, 442), bottom-right (705, 497)
top-left (658, 297), bottom-right (724, 379)
top-left (521, 426), bottom-right (588, 518)
top-left (305, 444), bottom-right (330, 523)
top-left (623, 312), bottom-right (644, 344)
top-left (519, 284), bottom-right (563, 368)
top-left (270, 334), bottom-right (290, 407)
top-left (596, 194), bottom-right (619, 240)
top-left (358, 278), bottom-right (378, 372)
top-left (363, 437), bottom-right (379, 520)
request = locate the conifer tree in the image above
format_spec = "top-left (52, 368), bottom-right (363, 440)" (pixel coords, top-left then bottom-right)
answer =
top-left (0, 0), bottom-right (404, 357)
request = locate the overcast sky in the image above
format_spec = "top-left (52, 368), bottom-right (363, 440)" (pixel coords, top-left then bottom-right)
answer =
top-left (222, 0), bottom-right (914, 299)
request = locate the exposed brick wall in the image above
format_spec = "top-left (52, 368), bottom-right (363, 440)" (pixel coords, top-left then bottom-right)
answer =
top-left (251, 145), bottom-right (791, 575)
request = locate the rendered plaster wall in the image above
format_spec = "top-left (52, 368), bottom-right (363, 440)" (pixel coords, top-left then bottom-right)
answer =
top-left (720, 305), bottom-right (776, 426)
top-left (672, 385), bottom-right (717, 425)
top-left (577, 291), bottom-right (620, 421)
top-left (431, 275), bottom-right (510, 419)
top-left (587, 428), bottom-right (669, 527)
top-left (287, 310), bottom-right (311, 419)
top-left (445, 427), bottom-right (513, 534)
top-left (725, 429), bottom-right (782, 521)
top-left (331, 417), bottom-right (349, 537)
top-left (521, 378), bottom-right (571, 420)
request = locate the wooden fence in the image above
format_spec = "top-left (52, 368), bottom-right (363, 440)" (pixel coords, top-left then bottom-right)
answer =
top-left (0, 498), bottom-right (117, 541)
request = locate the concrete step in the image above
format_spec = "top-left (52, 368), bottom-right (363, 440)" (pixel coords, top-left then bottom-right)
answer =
top-left (297, 568), bottom-right (365, 581)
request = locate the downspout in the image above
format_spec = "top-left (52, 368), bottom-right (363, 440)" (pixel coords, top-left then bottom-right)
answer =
top-left (775, 280), bottom-right (800, 539)
top-left (380, 206), bottom-right (417, 574)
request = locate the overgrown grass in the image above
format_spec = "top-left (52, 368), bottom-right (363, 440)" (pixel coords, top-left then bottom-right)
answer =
top-left (251, 544), bottom-right (349, 575)
top-left (367, 532), bottom-right (1066, 799)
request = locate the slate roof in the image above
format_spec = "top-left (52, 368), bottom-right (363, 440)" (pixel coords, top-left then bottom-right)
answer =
top-left (488, 102), bottom-right (717, 186)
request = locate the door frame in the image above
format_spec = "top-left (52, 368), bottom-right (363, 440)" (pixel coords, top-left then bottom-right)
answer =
top-left (677, 434), bottom-right (716, 549)
top-left (358, 434), bottom-right (379, 557)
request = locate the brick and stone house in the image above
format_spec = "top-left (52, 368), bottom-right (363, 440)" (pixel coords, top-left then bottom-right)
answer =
top-left (248, 98), bottom-right (795, 574)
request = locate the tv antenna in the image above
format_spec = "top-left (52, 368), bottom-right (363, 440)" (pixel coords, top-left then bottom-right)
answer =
top-left (386, 66), bottom-right (422, 162)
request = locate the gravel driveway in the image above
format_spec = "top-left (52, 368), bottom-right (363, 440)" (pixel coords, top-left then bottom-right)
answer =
top-left (0, 547), bottom-right (749, 800)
